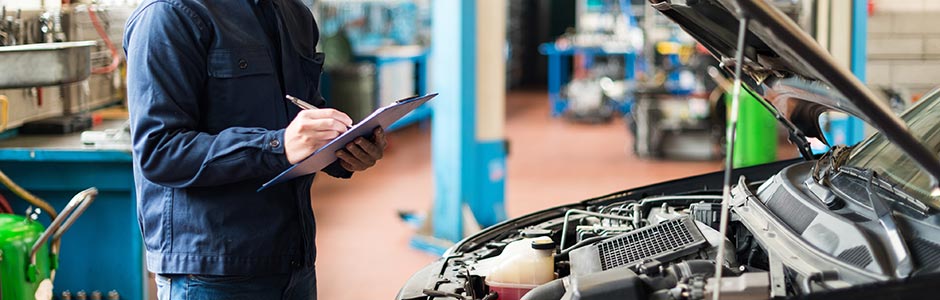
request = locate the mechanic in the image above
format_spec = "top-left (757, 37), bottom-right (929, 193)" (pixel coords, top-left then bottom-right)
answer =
top-left (123, 0), bottom-right (386, 299)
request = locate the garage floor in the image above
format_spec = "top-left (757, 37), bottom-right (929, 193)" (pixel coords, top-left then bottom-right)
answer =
top-left (310, 90), bottom-right (723, 299)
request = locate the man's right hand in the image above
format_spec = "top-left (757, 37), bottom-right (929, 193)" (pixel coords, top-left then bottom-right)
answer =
top-left (284, 109), bottom-right (353, 164)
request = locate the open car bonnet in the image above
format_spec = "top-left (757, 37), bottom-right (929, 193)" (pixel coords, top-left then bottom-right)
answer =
top-left (649, 0), bottom-right (940, 189)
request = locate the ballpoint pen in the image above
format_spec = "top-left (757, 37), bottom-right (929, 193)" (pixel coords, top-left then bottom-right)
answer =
top-left (285, 94), bottom-right (317, 110)
top-left (285, 95), bottom-right (352, 129)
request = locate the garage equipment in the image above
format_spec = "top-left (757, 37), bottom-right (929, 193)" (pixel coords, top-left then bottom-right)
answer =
top-left (0, 4), bottom-right (131, 134)
top-left (0, 41), bottom-right (96, 89)
top-left (0, 119), bottom-right (140, 298)
top-left (0, 187), bottom-right (97, 300)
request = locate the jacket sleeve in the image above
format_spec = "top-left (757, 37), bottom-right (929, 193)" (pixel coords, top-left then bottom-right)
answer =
top-left (323, 160), bottom-right (353, 179)
top-left (124, 2), bottom-right (292, 188)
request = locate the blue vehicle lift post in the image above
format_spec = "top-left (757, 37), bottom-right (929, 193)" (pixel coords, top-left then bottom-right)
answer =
top-left (410, 0), bottom-right (508, 254)
top-left (847, 0), bottom-right (867, 144)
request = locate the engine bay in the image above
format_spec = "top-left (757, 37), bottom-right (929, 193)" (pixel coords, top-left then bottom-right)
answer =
top-left (400, 161), bottom-right (940, 300)
top-left (420, 192), bottom-right (763, 300)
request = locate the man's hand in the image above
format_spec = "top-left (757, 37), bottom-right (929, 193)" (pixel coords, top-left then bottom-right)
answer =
top-left (284, 109), bottom-right (353, 164)
top-left (336, 127), bottom-right (387, 172)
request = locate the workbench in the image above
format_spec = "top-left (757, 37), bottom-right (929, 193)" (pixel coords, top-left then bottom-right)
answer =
top-left (0, 120), bottom-right (145, 299)
top-left (539, 42), bottom-right (638, 117)
top-left (354, 48), bottom-right (431, 131)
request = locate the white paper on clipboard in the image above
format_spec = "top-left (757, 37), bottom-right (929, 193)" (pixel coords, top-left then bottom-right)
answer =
top-left (259, 93), bottom-right (438, 191)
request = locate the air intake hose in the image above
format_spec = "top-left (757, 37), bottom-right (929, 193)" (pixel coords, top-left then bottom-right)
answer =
top-left (670, 260), bottom-right (738, 280)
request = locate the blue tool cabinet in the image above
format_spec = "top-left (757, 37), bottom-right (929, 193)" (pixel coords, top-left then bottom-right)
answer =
top-left (539, 42), bottom-right (637, 117)
top-left (0, 121), bottom-right (145, 300)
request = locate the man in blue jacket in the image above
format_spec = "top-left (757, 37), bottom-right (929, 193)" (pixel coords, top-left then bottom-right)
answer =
top-left (124, 0), bottom-right (386, 298)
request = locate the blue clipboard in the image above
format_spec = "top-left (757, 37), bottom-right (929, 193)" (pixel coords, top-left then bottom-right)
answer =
top-left (259, 93), bottom-right (438, 191)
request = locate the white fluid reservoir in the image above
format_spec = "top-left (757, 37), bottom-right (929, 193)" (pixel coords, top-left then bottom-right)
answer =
top-left (484, 237), bottom-right (556, 300)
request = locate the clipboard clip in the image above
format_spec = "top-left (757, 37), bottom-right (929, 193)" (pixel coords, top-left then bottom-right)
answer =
top-left (395, 95), bottom-right (422, 104)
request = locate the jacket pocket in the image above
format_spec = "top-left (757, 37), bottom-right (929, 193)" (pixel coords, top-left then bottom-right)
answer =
top-left (203, 47), bottom-right (280, 131)
top-left (207, 47), bottom-right (274, 78)
top-left (300, 52), bottom-right (326, 106)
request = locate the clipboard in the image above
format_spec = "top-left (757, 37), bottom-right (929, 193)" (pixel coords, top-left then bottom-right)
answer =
top-left (259, 93), bottom-right (438, 190)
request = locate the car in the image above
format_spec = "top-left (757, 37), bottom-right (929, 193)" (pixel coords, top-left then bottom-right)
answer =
top-left (396, 1), bottom-right (940, 299)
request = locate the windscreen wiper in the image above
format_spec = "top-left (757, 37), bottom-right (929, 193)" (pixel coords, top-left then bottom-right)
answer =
top-left (838, 166), bottom-right (930, 216)
top-left (863, 169), bottom-right (914, 278)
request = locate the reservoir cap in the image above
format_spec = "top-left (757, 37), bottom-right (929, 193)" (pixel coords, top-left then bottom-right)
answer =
top-left (531, 239), bottom-right (556, 250)
top-left (521, 228), bottom-right (552, 238)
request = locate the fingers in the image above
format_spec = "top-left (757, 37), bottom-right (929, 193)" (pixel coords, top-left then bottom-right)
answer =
top-left (336, 136), bottom-right (385, 172)
top-left (300, 109), bottom-right (353, 128)
top-left (336, 149), bottom-right (367, 171)
top-left (355, 137), bottom-right (382, 160)
top-left (340, 159), bottom-right (355, 171)
top-left (307, 118), bottom-right (348, 133)
top-left (345, 140), bottom-right (373, 165)
top-left (373, 127), bottom-right (388, 150)
top-left (312, 130), bottom-right (341, 140)
top-left (285, 109), bottom-right (354, 164)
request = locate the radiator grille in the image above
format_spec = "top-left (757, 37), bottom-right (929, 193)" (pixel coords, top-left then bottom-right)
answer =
top-left (596, 217), bottom-right (707, 270)
top-left (837, 245), bottom-right (873, 268)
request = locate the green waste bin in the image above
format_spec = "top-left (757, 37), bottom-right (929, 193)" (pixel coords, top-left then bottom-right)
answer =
top-left (728, 91), bottom-right (777, 168)
top-left (326, 64), bottom-right (376, 123)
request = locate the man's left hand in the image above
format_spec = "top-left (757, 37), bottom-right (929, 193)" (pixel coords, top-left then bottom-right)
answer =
top-left (336, 127), bottom-right (387, 172)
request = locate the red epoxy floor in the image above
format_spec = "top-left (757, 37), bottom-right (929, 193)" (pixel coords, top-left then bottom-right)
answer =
top-left (310, 90), bottom-right (723, 299)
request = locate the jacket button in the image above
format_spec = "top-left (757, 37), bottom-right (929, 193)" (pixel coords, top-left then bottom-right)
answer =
top-left (269, 139), bottom-right (280, 148)
top-left (238, 59), bottom-right (248, 69)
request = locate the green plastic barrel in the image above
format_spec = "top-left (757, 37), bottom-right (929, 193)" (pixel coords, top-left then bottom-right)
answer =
top-left (0, 214), bottom-right (52, 300)
top-left (326, 64), bottom-right (376, 123)
top-left (729, 90), bottom-right (778, 167)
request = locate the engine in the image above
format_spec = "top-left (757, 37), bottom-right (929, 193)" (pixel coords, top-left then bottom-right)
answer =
top-left (419, 193), bottom-right (776, 300)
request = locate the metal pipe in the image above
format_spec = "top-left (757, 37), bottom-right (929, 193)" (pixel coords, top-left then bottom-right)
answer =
top-left (632, 195), bottom-right (722, 228)
top-left (639, 195), bottom-right (723, 203)
top-left (712, 13), bottom-right (750, 300)
top-left (30, 187), bottom-right (97, 265)
top-left (559, 209), bottom-right (632, 252)
top-left (555, 235), bottom-right (609, 258)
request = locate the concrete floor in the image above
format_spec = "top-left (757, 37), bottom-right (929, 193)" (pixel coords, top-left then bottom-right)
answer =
top-left (310, 90), bottom-right (723, 299)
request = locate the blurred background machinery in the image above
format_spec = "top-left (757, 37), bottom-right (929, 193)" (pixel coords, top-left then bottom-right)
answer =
top-left (0, 1), bottom-right (139, 299)
top-left (314, 0), bottom-right (431, 129)
top-left (0, 2), bottom-right (130, 134)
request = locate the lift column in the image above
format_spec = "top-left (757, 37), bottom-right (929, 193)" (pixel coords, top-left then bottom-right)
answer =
top-left (411, 0), bottom-right (508, 253)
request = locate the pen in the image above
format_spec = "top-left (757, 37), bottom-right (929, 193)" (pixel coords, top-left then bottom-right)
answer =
top-left (285, 94), bottom-right (317, 110)
top-left (285, 95), bottom-right (352, 129)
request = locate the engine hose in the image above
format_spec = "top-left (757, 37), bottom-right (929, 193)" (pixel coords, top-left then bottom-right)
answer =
top-left (555, 235), bottom-right (608, 259)
top-left (0, 168), bottom-right (57, 219)
top-left (519, 279), bottom-right (565, 300)
top-left (670, 260), bottom-right (736, 280)
top-left (801, 272), bottom-right (822, 294)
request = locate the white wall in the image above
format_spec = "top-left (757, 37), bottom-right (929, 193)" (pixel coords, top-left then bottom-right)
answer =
top-left (867, 0), bottom-right (940, 93)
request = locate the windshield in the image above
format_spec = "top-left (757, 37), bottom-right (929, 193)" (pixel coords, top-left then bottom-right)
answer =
top-left (845, 89), bottom-right (940, 209)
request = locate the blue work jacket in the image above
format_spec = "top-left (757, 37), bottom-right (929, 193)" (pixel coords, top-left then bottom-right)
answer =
top-left (124, 0), bottom-right (350, 275)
